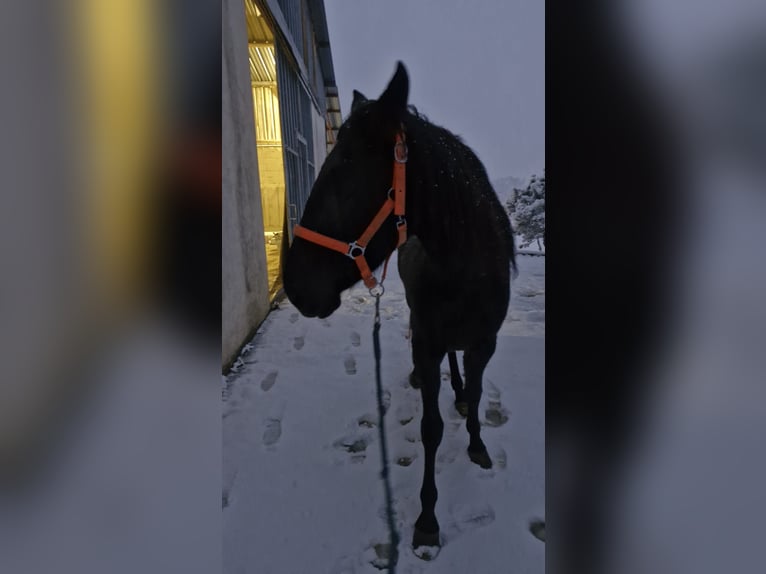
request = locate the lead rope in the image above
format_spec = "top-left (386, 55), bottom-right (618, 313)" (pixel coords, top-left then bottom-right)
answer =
top-left (371, 281), bottom-right (400, 572)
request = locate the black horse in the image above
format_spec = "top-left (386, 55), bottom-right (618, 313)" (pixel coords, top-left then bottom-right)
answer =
top-left (283, 62), bottom-right (516, 551)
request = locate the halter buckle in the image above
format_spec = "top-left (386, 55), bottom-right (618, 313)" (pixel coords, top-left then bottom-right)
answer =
top-left (396, 215), bottom-right (407, 228)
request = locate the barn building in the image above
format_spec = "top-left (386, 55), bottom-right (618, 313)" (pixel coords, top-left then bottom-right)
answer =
top-left (223, 0), bottom-right (342, 368)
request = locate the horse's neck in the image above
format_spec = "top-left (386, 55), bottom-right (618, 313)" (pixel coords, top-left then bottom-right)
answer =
top-left (406, 169), bottom-right (474, 267)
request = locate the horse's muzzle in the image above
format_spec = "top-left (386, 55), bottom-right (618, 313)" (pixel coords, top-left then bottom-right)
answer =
top-left (287, 292), bottom-right (340, 319)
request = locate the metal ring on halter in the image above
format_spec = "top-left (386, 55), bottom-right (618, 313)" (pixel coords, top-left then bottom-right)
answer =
top-left (346, 241), bottom-right (366, 259)
top-left (369, 283), bottom-right (385, 298)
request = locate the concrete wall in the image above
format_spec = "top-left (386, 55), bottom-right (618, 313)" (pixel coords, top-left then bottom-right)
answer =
top-left (222, 0), bottom-right (270, 369)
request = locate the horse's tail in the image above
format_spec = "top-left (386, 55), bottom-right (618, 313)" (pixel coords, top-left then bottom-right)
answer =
top-left (508, 239), bottom-right (519, 279)
top-left (507, 215), bottom-right (519, 279)
top-left (510, 245), bottom-right (519, 279)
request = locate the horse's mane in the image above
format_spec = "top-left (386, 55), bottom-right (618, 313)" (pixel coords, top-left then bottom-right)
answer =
top-left (401, 108), bottom-right (517, 275)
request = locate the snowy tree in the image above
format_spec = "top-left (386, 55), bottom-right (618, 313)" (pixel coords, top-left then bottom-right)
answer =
top-left (507, 172), bottom-right (545, 250)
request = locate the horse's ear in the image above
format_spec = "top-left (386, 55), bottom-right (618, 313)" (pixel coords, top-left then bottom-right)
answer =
top-left (378, 61), bottom-right (409, 123)
top-left (351, 90), bottom-right (368, 113)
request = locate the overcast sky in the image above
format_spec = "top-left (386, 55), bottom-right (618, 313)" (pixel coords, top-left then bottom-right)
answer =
top-left (324, 0), bottom-right (544, 182)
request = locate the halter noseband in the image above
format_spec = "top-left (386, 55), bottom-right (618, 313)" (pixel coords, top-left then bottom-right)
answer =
top-left (292, 129), bottom-right (408, 289)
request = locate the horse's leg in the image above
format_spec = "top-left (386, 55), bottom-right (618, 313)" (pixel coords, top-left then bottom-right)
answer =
top-left (407, 314), bottom-right (422, 389)
top-left (408, 349), bottom-right (423, 389)
top-left (464, 338), bottom-right (497, 469)
top-left (412, 338), bottom-right (445, 549)
top-left (408, 354), bottom-right (422, 389)
top-left (448, 352), bottom-right (468, 417)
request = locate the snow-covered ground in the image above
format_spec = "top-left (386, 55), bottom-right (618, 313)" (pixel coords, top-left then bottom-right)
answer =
top-left (223, 252), bottom-right (545, 573)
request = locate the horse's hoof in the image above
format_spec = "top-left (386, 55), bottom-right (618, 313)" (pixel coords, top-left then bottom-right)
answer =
top-left (409, 372), bottom-right (421, 389)
top-left (412, 527), bottom-right (440, 550)
top-left (454, 401), bottom-right (468, 417)
top-left (468, 448), bottom-right (493, 469)
top-left (412, 543), bottom-right (440, 561)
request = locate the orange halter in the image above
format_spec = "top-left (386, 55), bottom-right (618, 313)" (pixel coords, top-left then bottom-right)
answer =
top-left (293, 129), bottom-right (408, 289)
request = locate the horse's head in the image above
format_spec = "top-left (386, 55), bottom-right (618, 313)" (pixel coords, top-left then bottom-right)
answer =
top-left (284, 62), bottom-right (410, 318)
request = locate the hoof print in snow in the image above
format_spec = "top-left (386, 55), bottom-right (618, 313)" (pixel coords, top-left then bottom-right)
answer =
top-left (396, 404), bottom-right (415, 426)
top-left (529, 519), bottom-right (545, 542)
top-left (293, 336), bottom-right (305, 350)
top-left (404, 429), bottom-right (421, 443)
top-left (396, 455), bottom-right (415, 467)
top-left (260, 371), bottom-right (278, 392)
top-left (370, 543), bottom-right (393, 570)
top-left (321, 318), bottom-right (331, 328)
top-left (437, 444), bottom-right (459, 466)
top-left (289, 312), bottom-right (299, 323)
top-left (494, 447), bottom-right (508, 469)
top-left (445, 503), bottom-right (496, 540)
top-left (484, 402), bottom-right (509, 427)
top-left (334, 433), bottom-right (370, 463)
top-left (357, 413), bottom-right (376, 428)
top-left (350, 331), bottom-right (361, 347)
top-left (460, 505), bottom-right (495, 528)
top-left (262, 418), bottom-right (282, 447)
top-left (518, 288), bottom-right (543, 298)
top-left (344, 356), bottom-right (357, 375)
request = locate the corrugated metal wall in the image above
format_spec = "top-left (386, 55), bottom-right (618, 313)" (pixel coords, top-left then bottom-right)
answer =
top-left (276, 43), bottom-right (315, 234)
top-left (273, 0), bottom-right (326, 122)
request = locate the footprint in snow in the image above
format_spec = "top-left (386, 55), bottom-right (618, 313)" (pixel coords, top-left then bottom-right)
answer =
top-left (293, 336), bottom-right (305, 350)
top-left (441, 503), bottom-right (496, 544)
top-left (333, 432), bottom-right (372, 463)
top-left (260, 371), bottom-right (278, 392)
top-left (357, 413), bottom-right (376, 428)
top-left (436, 442), bottom-right (461, 472)
top-left (485, 379), bottom-right (501, 400)
top-left (289, 313), bottom-right (299, 323)
top-left (262, 401), bottom-right (286, 448)
top-left (404, 428), bottom-right (421, 443)
top-left (350, 331), bottom-right (361, 347)
top-left (262, 419), bottom-right (282, 447)
top-left (393, 447), bottom-right (418, 467)
top-left (494, 446), bottom-right (508, 469)
top-left (483, 381), bottom-right (510, 427)
top-left (484, 402), bottom-right (510, 427)
top-left (396, 403), bottom-right (416, 426)
top-left (344, 355), bottom-right (356, 375)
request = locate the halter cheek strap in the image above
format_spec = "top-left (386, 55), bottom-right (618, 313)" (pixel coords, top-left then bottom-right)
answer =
top-left (293, 130), bottom-right (408, 289)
